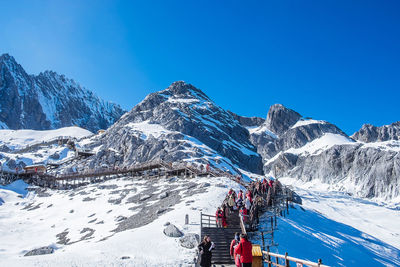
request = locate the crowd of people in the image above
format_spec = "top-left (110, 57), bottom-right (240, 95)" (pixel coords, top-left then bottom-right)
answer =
top-left (198, 177), bottom-right (280, 267)
top-left (215, 177), bottom-right (278, 228)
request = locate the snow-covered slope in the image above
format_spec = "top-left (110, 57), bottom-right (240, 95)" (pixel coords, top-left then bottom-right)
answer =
top-left (0, 126), bottom-right (92, 150)
top-left (0, 176), bottom-right (240, 266)
top-left (1, 175), bottom-right (399, 266)
top-left (0, 127), bottom-right (91, 172)
top-left (267, 177), bottom-right (400, 266)
top-left (0, 53), bottom-right (125, 132)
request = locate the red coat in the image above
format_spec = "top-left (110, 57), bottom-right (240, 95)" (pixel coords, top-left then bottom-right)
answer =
top-left (234, 239), bottom-right (253, 263)
top-left (230, 239), bottom-right (239, 256)
top-left (269, 180), bottom-right (274, 188)
top-left (216, 210), bottom-right (223, 222)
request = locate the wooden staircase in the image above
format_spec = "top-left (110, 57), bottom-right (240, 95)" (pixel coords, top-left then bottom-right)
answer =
top-left (200, 210), bottom-right (242, 264)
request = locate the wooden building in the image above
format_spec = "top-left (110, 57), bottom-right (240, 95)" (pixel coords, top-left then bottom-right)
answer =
top-left (24, 164), bottom-right (47, 174)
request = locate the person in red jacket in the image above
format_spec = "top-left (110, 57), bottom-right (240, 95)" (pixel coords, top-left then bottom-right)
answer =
top-left (230, 232), bottom-right (241, 267)
top-left (234, 234), bottom-right (253, 267)
top-left (215, 207), bottom-right (223, 227)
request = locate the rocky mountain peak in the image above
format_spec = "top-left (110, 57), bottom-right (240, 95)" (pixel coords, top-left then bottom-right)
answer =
top-left (95, 82), bottom-right (263, 174)
top-left (161, 81), bottom-right (211, 101)
top-left (0, 53), bottom-right (28, 78)
top-left (0, 53), bottom-right (17, 65)
top-left (0, 53), bottom-right (125, 132)
top-left (352, 122), bottom-right (400, 142)
top-left (265, 104), bottom-right (301, 135)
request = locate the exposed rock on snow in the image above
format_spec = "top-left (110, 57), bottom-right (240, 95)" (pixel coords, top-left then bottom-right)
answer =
top-left (24, 246), bottom-right (54, 256)
top-left (139, 194), bottom-right (152, 201)
top-left (163, 224), bottom-right (184, 237)
top-left (200, 182), bottom-right (210, 188)
top-left (179, 233), bottom-right (199, 249)
top-left (158, 192), bottom-right (169, 199)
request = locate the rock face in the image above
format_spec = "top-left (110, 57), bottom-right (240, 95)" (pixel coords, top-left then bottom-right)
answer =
top-left (265, 104), bottom-right (301, 135)
top-left (79, 81), bottom-right (263, 174)
top-left (24, 246), bottom-right (54, 256)
top-left (250, 104), bottom-right (347, 161)
top-left (163, 224), bottom-right (184, 237)
top-left (0, 53), bottom-right (125, 132)
top-left (352, 122), bottom-right (400, 142)
top-left (267, 144), bottom-right (400, 200)
top-left (179, 233), bottom-right (199, 249)
top-left (248, 104), bottom-right (400, 201)
top-left (227, 111), bottom-right (265, 128)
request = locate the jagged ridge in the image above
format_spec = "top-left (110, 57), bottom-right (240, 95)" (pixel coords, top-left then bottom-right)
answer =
top-left (0, 53), bottom-right (125, 132)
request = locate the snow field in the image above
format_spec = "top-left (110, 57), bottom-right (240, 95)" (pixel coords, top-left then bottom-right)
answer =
top-left (0, 176), bottom-right (241, 266)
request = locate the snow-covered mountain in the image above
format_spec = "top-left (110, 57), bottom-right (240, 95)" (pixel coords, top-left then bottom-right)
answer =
top-left (0, 54), bottom-right (125, 132)
top-left (1, 81), bottom-right (399, 266)
top-left (250, 104), bottom-right (400, 202)
top-left (73, 81), bottom-right (263, 174)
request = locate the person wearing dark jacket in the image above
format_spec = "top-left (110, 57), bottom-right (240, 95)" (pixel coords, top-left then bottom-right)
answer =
top-left (234, 234), bottom-right (253, 267)
top-left (198, 235), bottom-right (215, 267)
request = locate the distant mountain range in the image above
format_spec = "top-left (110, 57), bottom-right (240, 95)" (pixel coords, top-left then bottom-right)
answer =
top-left (0, 53), bottom-right (398, 201)
top-left (0, 53), bottom-right (125, 132)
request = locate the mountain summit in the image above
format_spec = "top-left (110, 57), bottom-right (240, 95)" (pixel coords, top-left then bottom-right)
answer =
top-left (0, 53), bottom-right (125, 132)
top-left (78, 81), bottom-right (263, 174)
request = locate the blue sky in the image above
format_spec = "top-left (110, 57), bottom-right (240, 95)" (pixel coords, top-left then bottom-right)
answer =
top-left (1, 0), bottom-right (399, 135)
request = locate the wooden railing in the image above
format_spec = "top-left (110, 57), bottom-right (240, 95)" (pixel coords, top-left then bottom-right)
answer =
top-left (239, 213), bottom-right (247, 235)
top-left (200, 212), bottom-right (217, 228)
top-left (263, 250), bottom-right (329, 267)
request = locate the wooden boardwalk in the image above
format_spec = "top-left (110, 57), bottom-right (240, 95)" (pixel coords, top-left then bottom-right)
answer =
top-left (0, 160), bottom-right (244, 189)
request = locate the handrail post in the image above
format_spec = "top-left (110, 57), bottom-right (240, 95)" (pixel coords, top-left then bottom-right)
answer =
top-left (200, 212), bottom-right (202, 239)
top-left (267, 246), bottom-right (271, 267)
top-left (318, 259), bottom-right (322, 266)
top-left (286, 197), bottom-right (289, 215)
top-left (285, 252), bottom-right (290, 267)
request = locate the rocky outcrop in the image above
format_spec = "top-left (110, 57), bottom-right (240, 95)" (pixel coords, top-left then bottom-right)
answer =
top-left (179, 233), bottom-right (199, 249)
top-left (24, 246), bottom-right (54, 256)
top-left (0, 54), bottom-right (125, 132)
top-left (265, 104), bottom-right (301, 135)
top-left (227, 111), bottom-right (265, 128)
top-left (352, 122), bottom-right (400, 142)
top-left (163, 224), bottom-right (184, 237)
top-left (250, 104), bottom-right (348, 160)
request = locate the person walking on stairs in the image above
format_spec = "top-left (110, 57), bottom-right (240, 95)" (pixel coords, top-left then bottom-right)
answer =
top-left (215, 207), bottom-right (224, 227)
top-left (228, 194), bottom-right (236, 213)
top-left (230, 232), bottom-right (241, 267)
top-left (234, 234), bottom-right (253, 267)
top-left (198, 235), bottom-right (215, 267)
